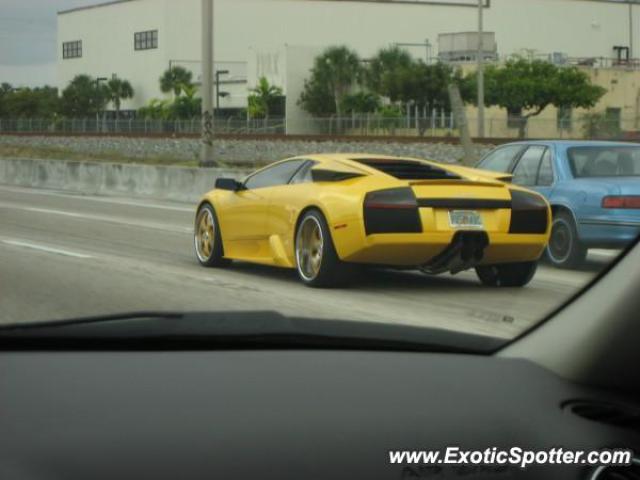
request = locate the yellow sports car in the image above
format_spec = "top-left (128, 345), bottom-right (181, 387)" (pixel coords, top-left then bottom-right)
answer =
top-left (194, 154), bottom-right (551, 288)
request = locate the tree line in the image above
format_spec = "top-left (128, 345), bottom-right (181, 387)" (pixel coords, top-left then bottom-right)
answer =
top-left (297, 45), bottom-right (607, 136)
top-left (0, 67), bottom-right (198, 120)
top-left (0, 65), bottom-right (282, 122)
top-left (1, 47), bottom-right (608, 137)
top-left (0, 77), bottom-right (134, 119)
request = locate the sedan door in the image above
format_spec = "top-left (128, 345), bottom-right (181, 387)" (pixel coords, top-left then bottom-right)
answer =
top-left (509, 145), bottom-right (555, 198)
top-left (509, 145), bottom-right (556, 199)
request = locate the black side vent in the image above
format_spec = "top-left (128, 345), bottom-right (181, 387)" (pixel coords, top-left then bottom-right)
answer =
top-left (564, 400), bottom-right (640, 433)
top-left (353, 159), bottom-right (461, 180)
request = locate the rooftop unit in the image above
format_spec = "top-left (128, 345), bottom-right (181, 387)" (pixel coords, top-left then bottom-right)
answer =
top-left (438, 32), bottom-right (497, 63)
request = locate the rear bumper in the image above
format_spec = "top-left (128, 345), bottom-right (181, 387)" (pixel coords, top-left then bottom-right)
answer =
top-left (332, 199), bottom-right (551, 268)
top-left (337, 230), bottom-right (548, 267)
top-left (578, 219), bottom-right (640, 249)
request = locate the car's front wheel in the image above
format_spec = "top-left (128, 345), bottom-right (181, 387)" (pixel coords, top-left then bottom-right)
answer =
top-left (194, 204), bottom-right (231, 268)
top-left (546, 211), bottom-right (587, 269)
top-left (295, 210), bottom-right (347, 288)
top-left (475, 261), bottom-right (538, 287)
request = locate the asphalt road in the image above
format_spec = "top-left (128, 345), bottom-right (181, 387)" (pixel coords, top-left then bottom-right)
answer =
top-left (0, 185), bottom-right (615, 339)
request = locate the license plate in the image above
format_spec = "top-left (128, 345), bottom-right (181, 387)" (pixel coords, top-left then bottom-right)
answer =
top-left (449, 210), bottom-right (483, 229)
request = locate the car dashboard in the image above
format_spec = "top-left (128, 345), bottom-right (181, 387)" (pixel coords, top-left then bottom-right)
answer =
top-left (1, 348), bottom-right (638, 480)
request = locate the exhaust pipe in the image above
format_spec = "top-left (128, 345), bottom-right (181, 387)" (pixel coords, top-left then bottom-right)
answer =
top-left (421, 231), bottom-right (489, 275)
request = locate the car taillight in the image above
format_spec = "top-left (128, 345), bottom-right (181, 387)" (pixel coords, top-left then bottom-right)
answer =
top-left (363, 188), bottom-right (421, 235)
top-left (364, 187), bottom-right (418, 210)
top-left (508, 190), bottom-right (549, 234)
top-left (602, 196), bottom-right (640, 209)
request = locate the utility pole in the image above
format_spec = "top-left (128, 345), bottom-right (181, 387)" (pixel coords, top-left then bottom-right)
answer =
top-left (201, 0), bottom-right (215, 167)
top-left (477, 0), bottom-right (485, 139)
top-left (630, 1), bottom-right (634, 60)
top-left (95, 77), bottom-right (108, 134)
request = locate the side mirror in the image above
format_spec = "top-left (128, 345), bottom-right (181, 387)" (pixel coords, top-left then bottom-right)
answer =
top-left (215, 178), bottom-right (243, 191)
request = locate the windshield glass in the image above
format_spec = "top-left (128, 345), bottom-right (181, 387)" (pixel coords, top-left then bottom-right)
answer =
top-left (1, 0), bottom-right (639, 346)
top-left (568, 146), bottom-right (640, 178)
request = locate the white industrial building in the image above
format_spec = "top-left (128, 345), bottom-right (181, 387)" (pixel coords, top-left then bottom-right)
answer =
top-left (57, 0), bottom-right (640, 132)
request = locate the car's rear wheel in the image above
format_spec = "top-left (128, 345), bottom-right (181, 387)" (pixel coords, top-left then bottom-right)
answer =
top-left (475, 261), bottom-right (538, 287)
top-left (194, 204), bottom-right (231, 267)
top-left (546, 211), bottom-right (587, 269)
top-left (295, 210), bottom-right (346, 288)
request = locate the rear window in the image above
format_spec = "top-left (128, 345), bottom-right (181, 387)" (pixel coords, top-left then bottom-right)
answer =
top-left (352, 158), bottom-right (460, 180)
top-left (568, 146), bottom-right (640, 178)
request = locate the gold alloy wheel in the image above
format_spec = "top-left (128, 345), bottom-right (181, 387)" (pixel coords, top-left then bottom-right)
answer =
top-left (296, 216), bottom-right (324, 281)
top-left (195, 208), bottom-right (215, 262)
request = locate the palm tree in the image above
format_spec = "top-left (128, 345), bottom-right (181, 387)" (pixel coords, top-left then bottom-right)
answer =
top-left (248, 77), bottom-right (283, 119)
top-left (159, 66), bottom-right (193, 97)
top-left (366, 46), bottom-right (414, 103)
top-left (319, 47), bottom-right (362, 118)
top-left (106, 78), bottom-right (134, 118)
top-left (301, 46), bottom-right (362, 130)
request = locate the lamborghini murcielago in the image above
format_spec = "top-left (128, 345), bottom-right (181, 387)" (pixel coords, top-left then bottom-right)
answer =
top-left (194, 154), bottom-right (551, 287)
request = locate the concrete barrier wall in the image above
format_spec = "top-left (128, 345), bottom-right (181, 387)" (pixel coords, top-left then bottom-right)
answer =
top-left (0, 158), bottom-right (249, 203)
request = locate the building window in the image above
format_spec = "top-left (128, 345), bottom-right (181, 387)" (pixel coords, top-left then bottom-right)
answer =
top-left (62, 40), bottom-right (82, 59)
top-left (507, 108), bottom-right (524, 129)
top-left (605, 107), bottom-right (622, 130)
top-left (557, 106), bottom-right (573, 131)
top-left (134, 30), bottom-right (158, 51)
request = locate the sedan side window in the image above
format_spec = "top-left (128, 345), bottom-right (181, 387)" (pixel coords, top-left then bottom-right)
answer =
top-left (536, 149), bottom-right (555, 186)
top-left (244, 160), bottom-right (306, 190)
top-left (512, 146), bottom-right (546, 186)
top-left (477, 145), bottom-right (524, 172)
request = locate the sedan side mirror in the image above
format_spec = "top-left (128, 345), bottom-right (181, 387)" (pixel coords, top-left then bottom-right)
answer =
top-left (215, 178), bottom-right (243, 191)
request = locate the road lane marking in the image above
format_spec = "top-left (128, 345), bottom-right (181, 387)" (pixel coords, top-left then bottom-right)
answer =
top-left (589, 249), bottom-right (620, 259)
top-left (0, 203), bottom-right (192, 234)
top-left (1, 239), bottom-right (93, 259)
top-left (25, 207), bottom-right (85, 218)
top-left (0, 186), bottom-right (194, 212)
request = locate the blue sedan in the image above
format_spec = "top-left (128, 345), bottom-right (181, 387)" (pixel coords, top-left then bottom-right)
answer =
top-left (476, 141), bottom-right (640, 268)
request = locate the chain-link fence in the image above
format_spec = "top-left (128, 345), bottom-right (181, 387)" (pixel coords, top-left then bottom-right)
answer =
top-left (0, 114), bottom-right (637, 141)
top-left (290, 114), bottom-right (638, 141)
top-left (0, 117), bottom-right (285, 135)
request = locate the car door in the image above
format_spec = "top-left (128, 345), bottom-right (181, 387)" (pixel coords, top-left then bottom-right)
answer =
top-left (533, 147), bottom-right (556, 199)
top-left (265, 160), bottom-right (317, 265)
top-left (220, 159), bottom-right (306, 261)
top-left (510, 145), bottom-right (547, 191)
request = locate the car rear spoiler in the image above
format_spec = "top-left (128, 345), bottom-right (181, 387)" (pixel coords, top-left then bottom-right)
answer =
top-left (408, 179), bottom-right (507, 188)
top-left (478, 171), bottom-right (513, 183)
top-left (443, 164), bottom-right (513, 184)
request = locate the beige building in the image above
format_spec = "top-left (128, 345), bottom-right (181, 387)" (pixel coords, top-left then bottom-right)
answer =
top-left (461, 66), bottom-right (640, 139)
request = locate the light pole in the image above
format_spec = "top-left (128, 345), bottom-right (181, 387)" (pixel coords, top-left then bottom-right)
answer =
top-left (630, 1), bottom-right (635, 60)
top-left (215, 69), bottom-right (229, 111)
top-left (477, 0), bottom-right (485, 139)
top-left (201, 0), bottom-right (215, 167)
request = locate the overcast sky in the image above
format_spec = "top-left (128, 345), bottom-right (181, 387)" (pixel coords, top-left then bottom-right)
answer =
top-left (0, 0), bottom-right (99, 86)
